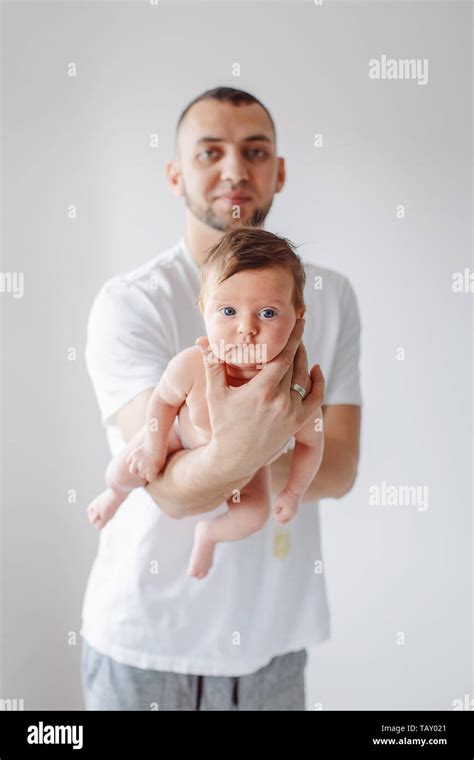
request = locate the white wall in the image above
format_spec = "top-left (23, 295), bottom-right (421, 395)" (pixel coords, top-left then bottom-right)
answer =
top-left (1, 0), bottom-right (471, 710)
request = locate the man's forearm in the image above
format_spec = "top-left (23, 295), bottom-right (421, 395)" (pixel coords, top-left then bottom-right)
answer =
top-left (270, 438), bottom-right (358, 502)
top-left (145, 443), bottom-right (254, 519)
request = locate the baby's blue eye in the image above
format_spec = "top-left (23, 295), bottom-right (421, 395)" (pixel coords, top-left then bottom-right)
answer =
top-left (260, 308), bottom-right (277, 319)
top-left (220, 306), bottom-right (236, 317)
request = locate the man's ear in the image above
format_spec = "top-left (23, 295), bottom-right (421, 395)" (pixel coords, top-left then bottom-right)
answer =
top-left (274, 156), bottom-right (286, 194)
top-left (298, 305), bottom-right (306, 319)
top-left (166, 159), bottom-right (184, 198)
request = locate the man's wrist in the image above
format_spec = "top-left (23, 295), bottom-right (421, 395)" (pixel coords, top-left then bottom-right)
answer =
top-left (144, 439), bottom-right (254, 518)
top-left (206, 436), bottom-right (257, 484)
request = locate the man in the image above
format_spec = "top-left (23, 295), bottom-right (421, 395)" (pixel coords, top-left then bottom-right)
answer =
top-left (81, 86), bottom-right (362, 711)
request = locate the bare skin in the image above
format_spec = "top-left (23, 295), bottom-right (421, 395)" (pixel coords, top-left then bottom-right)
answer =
top-left (88, 265), bottom-right (325, 580)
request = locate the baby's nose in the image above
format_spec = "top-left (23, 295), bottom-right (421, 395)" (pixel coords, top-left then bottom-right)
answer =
top-left (237, 320), bottom-right (257, 337)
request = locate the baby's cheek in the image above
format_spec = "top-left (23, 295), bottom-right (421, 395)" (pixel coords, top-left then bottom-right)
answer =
top-left (264, 332), bottom-right (291, 362)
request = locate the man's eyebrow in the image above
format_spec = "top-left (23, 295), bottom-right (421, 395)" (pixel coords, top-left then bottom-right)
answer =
top-left (241, 134), bottom-right (272, 143)
top-left (195, 134), bottom-right (272, 145)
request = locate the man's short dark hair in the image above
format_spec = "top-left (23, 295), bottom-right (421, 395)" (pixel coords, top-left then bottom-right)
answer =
top-left (176, 86), bottom-right (276, 140)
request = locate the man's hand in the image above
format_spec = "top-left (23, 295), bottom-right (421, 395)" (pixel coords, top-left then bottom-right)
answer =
top-left (116, 318), bottom-right (324, 518)
top-left (196, 318), bottom-right (325, 481)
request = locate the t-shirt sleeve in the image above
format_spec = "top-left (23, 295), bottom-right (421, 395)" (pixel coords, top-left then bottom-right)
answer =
top-left (323, 275), bottom-right (363, 406)
top-left (84, 279), bottom-right (174, 426)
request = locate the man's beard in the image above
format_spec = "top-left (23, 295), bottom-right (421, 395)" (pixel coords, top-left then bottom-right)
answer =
top-left (182, 185), bottom-right (273, 231)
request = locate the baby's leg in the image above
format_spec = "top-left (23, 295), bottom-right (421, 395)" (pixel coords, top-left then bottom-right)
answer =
top-left (87, 424), bottom-right (183, 529)
top-left (187, 464), bottom-right (271, 580)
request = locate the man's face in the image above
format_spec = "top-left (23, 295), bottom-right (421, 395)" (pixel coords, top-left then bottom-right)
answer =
top-left (169, 100), bottom-right (285, 231)
top-left (202, 266), bottom-right (302, 367)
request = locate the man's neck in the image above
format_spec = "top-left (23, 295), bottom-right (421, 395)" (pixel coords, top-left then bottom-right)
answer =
top-left (184, 211), bottom-right (224, 267)
top-left (184, 210), bottom-right (265, 267)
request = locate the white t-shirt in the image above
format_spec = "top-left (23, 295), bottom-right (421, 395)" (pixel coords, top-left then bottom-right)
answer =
top-left (81, 237), bottom-right (362, 676)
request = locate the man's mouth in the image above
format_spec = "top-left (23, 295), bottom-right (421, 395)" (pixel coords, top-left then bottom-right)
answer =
top-left (216, 193), bottom-right (253, 204)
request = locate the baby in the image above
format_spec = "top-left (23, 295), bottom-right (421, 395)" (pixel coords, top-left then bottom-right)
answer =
top-left (87, 227), bottom-right (324, 579)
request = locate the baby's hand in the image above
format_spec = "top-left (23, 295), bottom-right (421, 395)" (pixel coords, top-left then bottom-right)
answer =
top-left (273, 487), bottom-right (301, 524)
top-left (126, 444), bottom-right (166, 482)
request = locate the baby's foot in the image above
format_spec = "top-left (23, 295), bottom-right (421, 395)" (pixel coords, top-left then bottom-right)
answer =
top-left (273, 487), bottom-right (300, 524)
top-left (87, 488), bottom-right (125, 530)
top-left (186, 521), bottom-right (216, 580)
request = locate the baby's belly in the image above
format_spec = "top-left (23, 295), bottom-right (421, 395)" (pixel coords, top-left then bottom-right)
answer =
top-left (176, 403), bottom-right (293, 462)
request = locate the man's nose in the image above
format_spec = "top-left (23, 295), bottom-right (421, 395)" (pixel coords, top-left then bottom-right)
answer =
top-left (220, 148), bottom-right (250, 184)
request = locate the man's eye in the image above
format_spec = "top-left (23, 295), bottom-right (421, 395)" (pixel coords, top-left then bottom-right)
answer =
top-left (246, 148), bottom-right (266, 159)
top-left (198, 149), bottom-right (219, 160)
top-left (260, 308), bottom-right (277, 319)
top-left (219, 306), bottom-right (236, 317)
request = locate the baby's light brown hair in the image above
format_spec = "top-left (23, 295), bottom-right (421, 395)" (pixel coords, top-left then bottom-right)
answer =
top-left (198, 227), bottom-right (306, 313)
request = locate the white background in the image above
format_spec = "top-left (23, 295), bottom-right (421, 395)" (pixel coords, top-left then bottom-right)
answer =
top-left (1, 0), bottom-right (472, 709)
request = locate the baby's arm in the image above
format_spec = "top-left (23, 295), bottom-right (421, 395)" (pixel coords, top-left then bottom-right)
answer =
top-left (273, 407), bottom-right (324, 523)
top-left (126, 348), bottom-right (195, 482)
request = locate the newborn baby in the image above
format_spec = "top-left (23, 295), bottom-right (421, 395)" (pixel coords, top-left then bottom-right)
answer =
top-left (87, 227), bottom-right (324, 579)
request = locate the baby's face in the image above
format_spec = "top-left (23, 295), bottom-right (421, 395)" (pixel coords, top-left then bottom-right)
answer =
top-left (202, 266), bottom-right (304, 367)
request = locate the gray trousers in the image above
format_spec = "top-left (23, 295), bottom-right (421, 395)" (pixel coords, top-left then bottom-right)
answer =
top-left (81, 638), bottom-right (307, 711)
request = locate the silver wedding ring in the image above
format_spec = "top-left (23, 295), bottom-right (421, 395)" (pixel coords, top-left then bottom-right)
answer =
top-left (290, 382), bottom-right (306, 399)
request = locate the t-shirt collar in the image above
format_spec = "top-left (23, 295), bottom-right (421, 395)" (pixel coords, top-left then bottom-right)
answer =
top-left (180, 236), bottom-right (200, 276)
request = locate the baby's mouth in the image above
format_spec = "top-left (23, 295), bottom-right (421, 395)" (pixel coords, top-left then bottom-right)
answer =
top-left (224, 343), bottom-right (261, 365)
top-left (225, 342), bottom-right (255, 351)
